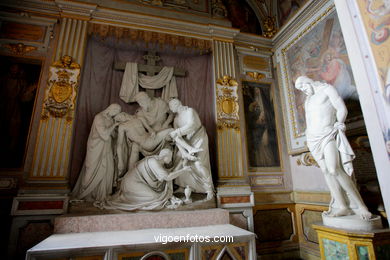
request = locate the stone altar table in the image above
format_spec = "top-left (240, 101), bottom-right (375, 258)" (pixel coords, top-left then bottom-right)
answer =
top-left (27, 208), bottom-right (256, 259)
top-left (27, 224), bottom-right (256, 260)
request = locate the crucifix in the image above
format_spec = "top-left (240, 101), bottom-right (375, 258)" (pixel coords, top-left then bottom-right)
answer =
top-left (114, 51), bottom-right (186, 97)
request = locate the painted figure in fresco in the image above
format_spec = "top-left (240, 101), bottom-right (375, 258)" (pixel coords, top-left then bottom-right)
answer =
top-left (309, 48), bottom-right (358, 100)
top-left (71, 104), bottom-right (121, 203)
top-left (247, 87), bottom-right (278, 167)
top-left (295, 76), bottom-right (372, 220)
top-left (169, 98), bottom-right (214, 203)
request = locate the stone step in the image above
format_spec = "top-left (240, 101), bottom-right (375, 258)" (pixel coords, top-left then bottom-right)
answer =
top-left (54, 208), bottom-right (229, 234)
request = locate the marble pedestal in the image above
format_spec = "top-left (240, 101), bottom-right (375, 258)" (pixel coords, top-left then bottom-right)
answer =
top-left (313, 223), bottom-right (390, 260)
top-left (322, 214), bottom-right (383, 231)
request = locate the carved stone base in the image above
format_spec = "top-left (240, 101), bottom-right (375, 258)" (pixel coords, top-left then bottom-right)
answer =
top-left (322, 214), bottom-right (383, 231)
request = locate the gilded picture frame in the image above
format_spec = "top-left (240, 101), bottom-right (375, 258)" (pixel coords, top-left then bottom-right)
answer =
top-left (242, 81), bottom-right (282, 172)
top-left (277, 4), bottom-right (358, 154)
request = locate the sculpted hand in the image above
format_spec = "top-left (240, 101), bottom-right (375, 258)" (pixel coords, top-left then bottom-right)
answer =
top-left (170, 130), bottom-right (178, 139)
top-left (165, 134), bottom-right (173, 141)
top-left (334, 122), bottom-right (346, 132)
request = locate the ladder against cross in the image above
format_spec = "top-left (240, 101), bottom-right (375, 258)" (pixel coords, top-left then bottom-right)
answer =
top-left (114, 51), bottom-right (186, 97)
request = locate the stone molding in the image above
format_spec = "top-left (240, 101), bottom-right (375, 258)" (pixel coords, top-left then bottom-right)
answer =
top-left (253, 191), bottom-right (331, 205)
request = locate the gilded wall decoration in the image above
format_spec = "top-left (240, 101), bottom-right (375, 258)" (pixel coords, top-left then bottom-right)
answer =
top-left (263, 16), bottom-right (277, 38)
top-left (246, 71), bottom-right (266, 81)
top-left (42, 55), bottom-right (80, 122)
top-left (216, 75), bottom-right (240, 130)
top-left (2, 43), bottom-right (37, 55)
top-left (296, 152), bottom-right (319, 167)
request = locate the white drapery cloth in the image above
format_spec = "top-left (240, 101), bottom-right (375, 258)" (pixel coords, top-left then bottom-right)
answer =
top-left (120, 62), bottom-right (178, 103)
top-left (307, 127), bottom-right (355, 176)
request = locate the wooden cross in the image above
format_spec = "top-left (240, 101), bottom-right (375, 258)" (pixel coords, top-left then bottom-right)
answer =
top-left (305, 18), bottom-right (350, 80)
top-left (305, 19), bottom-right (334, 72)
top-left (114, 51), bottom-right (186, 97)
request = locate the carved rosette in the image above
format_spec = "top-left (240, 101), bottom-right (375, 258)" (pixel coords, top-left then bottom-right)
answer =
top-left (42, 55), bottom-right (80, 122)
top-left (216, 75), bottom-right (240, 130)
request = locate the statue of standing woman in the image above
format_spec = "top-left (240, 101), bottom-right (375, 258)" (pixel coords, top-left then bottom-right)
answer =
top-left (71, 103), bottom-right (121, 203)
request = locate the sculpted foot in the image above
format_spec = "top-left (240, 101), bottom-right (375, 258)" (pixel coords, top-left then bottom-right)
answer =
top-left (166, 196), bottom-right (183, 209)
top-left (183, 198), bottom-right (193, 204)
top-left (356, 207), bottom-right (372, 220)
top-left (325, 207), bottom-right (351, 217)
top-left (205, 191), bottom-right (214, 201)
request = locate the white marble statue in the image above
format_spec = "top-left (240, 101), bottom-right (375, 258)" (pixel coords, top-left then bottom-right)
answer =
top-left (71, 103), bottom-right (121, 203)
top-left (71, 94), bottom-right (216, 210)
top-left (169, 98), bottom-right (214, 203)
top-left (134, 91), bottom-right (173, 132)
top-left (114, 112), bottom-right (173, 176)
top-left (103, 148), bottom-right (187, 211)
top-left (295, 76), bottom-right (372, 220)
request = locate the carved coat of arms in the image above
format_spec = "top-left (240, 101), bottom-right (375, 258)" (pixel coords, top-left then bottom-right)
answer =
top-left (216, 75), bottom-right (240, 130)
top-left (42, 55), bottom-right (80, 122)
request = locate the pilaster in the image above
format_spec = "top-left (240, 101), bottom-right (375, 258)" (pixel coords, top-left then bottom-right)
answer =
top-left (27, 2), bottom-right (93, 187)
